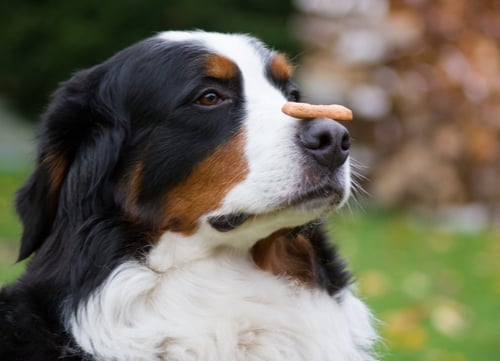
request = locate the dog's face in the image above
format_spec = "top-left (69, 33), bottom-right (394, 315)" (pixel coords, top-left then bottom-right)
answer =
top-left (17, 31), bottom-right (351, 261)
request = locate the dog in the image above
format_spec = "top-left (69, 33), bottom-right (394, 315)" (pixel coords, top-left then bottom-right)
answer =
top-left (0, 31), bottom-right (377, 360)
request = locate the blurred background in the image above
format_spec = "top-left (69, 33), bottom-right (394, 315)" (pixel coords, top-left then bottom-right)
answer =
top-left (0, 0), bottom-right (499, 360)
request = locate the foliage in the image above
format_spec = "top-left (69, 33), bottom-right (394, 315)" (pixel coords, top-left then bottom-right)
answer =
top-left (0, 0), bottom-right (298, 119)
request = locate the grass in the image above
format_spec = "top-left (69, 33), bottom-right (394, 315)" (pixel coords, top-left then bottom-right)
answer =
top-left (0, 168), bottom-right (498, 360)
top-left (0, 168), bottom-right (30, 284)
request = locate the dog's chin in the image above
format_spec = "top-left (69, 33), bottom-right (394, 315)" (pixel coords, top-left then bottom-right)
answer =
top-left (208, 183), bottom-right (348, 233)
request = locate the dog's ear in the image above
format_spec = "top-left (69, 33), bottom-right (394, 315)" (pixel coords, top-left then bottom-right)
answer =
top-left (16, 66), bottom-right (128, 261)
top-left (15, 150), bottom-right (67, 261)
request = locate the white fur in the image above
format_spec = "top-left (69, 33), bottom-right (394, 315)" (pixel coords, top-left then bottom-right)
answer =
top-left (68, 32), bottom-right (377, 360)
top-left (70, 237), bottom-right (377, 361)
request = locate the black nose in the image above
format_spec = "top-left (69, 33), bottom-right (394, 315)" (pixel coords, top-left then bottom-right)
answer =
top-left (299, 119), bottom-right (350, 169)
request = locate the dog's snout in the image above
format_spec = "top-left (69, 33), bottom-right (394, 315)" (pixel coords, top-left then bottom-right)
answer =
top-left (299, 119), bottom-right (350, 169)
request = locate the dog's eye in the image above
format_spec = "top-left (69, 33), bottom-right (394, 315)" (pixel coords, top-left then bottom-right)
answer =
top-left (197, 91), bottom-right (223, 106)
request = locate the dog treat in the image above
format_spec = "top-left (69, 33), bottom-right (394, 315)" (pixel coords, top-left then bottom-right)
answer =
top-left (282, 102), bottom-right (353, 121)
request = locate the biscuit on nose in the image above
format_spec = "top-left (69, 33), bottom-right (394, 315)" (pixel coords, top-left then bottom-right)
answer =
top-left (282, 102), bottom-right (353, 121)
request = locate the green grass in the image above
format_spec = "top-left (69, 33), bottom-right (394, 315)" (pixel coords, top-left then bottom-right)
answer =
top-left (0, 168), bottom-right (30, 284)
top-left (0, 169), bottom-right (498, 359)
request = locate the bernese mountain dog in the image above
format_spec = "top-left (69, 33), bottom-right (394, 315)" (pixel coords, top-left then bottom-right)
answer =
top-left (0, 31), bottom-right (377, 360)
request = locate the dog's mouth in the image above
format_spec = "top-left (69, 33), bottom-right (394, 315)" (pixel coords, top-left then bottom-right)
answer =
top-left (208, 182), bottom-right (345, 233)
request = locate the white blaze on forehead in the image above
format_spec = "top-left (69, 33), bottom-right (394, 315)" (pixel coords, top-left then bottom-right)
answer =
top-left (157, 31), bottom-right (266, 79)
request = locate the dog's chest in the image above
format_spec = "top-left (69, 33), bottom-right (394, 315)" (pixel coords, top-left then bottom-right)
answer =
top-left (69, 255), bottom-right (376, 361)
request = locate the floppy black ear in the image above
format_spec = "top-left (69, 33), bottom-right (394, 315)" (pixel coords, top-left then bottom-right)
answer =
top-left (15, 153), bottom-right (67, 261)
top-left (16, 66), bottom-right (128, 261)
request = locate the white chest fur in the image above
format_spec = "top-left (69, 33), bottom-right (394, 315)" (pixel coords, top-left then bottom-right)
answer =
top-left (69, 248), bottom-right (377, 361)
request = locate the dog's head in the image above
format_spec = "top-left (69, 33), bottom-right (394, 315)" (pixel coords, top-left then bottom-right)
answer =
top-left (16, 31), bottom-right (351, 264)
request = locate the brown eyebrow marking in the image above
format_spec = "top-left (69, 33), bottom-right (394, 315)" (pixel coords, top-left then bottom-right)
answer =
top-left (269, 52), bottom-right (293, 80)
top-left (204, 54), bottom-right (238, 80)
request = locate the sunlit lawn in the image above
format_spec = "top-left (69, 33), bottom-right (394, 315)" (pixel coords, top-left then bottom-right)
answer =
top-left (0, 169), bottom-right (498, 360)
